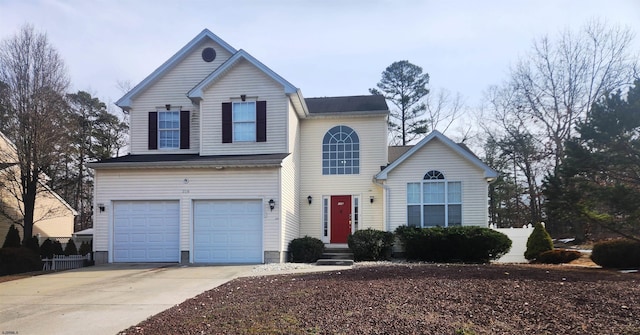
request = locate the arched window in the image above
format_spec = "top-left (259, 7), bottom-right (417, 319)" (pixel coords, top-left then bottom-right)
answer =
top-left (322, 125), bottom-right (360, 175)
top-left (407, 170), bottom-right (462, 227)
top-left (424, 170), bottom-right (445, 180)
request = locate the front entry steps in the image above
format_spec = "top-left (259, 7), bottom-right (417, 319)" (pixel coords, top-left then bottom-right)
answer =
top-left (316, 246), bottom-right (354, 266)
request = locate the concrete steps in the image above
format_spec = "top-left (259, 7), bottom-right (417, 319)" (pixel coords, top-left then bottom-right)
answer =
top-left (316, 247), bottom-right (354, 266)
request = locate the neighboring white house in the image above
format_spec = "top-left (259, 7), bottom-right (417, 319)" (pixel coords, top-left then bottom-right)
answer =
top-left (88, 29), bottom-right (497, 264)
top-left (0, 132), bottom-right (77, 242)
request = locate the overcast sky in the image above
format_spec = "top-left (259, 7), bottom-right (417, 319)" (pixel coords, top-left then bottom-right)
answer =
top-left (1, 0), bottom-right (639, 119)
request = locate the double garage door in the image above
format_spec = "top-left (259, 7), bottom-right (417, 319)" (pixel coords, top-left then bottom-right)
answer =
top-left (113, 200), bottom-right (262, 263)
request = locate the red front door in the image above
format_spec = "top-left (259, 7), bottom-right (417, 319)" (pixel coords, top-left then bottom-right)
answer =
top-left (330, 195), bottom-right (352, 243)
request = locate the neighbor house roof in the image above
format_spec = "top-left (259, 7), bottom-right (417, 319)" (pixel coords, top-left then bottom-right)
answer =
top-left (87, 153), bottom-right (290, 169)
top-left (376, 130), bottom-right (498, 180)
top-left (305, 95), bottom-right (388, 116)
top-left (116, 29), bottom-right (237, 110)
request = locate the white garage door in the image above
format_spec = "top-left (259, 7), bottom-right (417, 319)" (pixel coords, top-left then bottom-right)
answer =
top-left (113, 201), bottom-right (180, 262)
top-left (193, 200), bottom-right (262, 263)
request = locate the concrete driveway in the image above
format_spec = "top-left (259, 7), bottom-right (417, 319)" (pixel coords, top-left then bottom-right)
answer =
top-left (0, 263), bottom-right (255, 335)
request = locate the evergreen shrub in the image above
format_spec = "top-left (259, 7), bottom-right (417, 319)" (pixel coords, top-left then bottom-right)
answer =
top-left (64, 240), bottom-right (78, 256)
top-left (591, 239), bottom-right (640, 268)
top-left (0, 247), bottom-right (42, 275)
top-left (79, 241), bottom-right (93, 256)
top-left (288, 236), bottom-right (324, 263)
top-left (23, 236), bottom-right (40, 255)
top-left (524, 222), bottom-right (553, 260)
top-left (2, 225), bottom-right (21, 248)
top-left (535, 249), bottom-right (581, 264)
top-left (347, 228), bottom-right (394, 261)
top-left (395, 225), bottom-right (511, 263)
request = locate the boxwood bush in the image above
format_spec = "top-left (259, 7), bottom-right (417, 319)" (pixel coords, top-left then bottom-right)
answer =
top-left (395, 225), bottom-right (511, 263)
top-left (0, 247), bottom-right (42, 275)
top-left (347, 228), bottom-right (394, 261)
top-left (288, 236), bottom-right (324, 263)
top-left (591, 239), bottom-right (640, 269)
top-left (534, 249), bottom-right (582, 264)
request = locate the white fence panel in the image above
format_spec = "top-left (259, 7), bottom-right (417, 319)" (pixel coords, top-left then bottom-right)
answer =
top-left (490, 224), bottom-right (535, 263)
top-left (42, 254), bottom-right (91, 271)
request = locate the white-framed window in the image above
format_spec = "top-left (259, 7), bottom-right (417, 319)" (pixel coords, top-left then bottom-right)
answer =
top-left (158, 111), bottom-right (180, 149)
top-left (407, 170), bottom-right (462, 227)
top-left (353, 196), bottom-right (359, 231)
top-left (233, 101), bottom-right (256, 142)
top-left (322, 125), bottom-right (360, 175)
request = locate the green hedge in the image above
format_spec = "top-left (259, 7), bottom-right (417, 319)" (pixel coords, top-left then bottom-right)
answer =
top-left (591, 239), bottom-right (640, 269)
top-left (0, 247), bottom-right (42, 276)
top-left (347, 228), bottom-right (394, 261)
top-left (288, 236), bottom-right (324, 263)
top-left (535, 249), bottom-right (582, 264)
top-left (395, 226), bottom-right (511, 263)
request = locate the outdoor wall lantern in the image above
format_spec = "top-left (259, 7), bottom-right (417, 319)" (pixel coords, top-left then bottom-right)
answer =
top-left (268, 199), bottom-right (275, 211)
top-left (370, 196), bottom-right (375, 204)
top-left (307, 195), bottom-right (312, 205)
top-left (165, 104), bottom-right (171, 110)
top-left (98, 203), bottom-right (105, 212)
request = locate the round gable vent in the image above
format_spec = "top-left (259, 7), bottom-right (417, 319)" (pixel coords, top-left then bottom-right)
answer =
top-left (202, 47), bottom-right (216, 62)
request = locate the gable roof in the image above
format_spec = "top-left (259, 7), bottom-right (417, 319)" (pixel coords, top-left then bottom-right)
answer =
top-left (305, 95), bottom-right (388, 115)
top-left (375, 130), bottom-right (498, 180)
top-left (188, 49), bottom-right (299, 99)
top-left (116, 29), bottom-right (237, 110)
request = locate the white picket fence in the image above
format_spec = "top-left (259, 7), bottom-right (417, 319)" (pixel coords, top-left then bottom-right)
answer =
top-left (42, 254), bottom-right (92, 271)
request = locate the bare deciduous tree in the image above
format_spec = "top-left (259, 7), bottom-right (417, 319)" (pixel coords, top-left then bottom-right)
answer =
top-left (512, 19), bottom-right (637, 169)
top-left (0, 25), bottom-right (70, 242)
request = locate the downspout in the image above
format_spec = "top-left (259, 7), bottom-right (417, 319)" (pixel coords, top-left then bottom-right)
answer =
top-left (372, 177), bottom-right (391, 232)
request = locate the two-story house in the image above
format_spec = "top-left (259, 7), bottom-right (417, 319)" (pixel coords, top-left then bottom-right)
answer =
top-left (89, 29), bottom-right (497, 264)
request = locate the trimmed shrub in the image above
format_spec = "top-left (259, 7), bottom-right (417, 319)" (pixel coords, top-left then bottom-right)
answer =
top-left (347, 228), bottom-right (394, 261)
top-left (23, 236), bottom-right (40, 255)
top-left (79, 241), bottom-right (93, 256)
top-left (2, 224), bottom-right (21, 248)
top-left (288, 236), bottom-right (324, 263)
top-left (535, 249), bottom-right (582, 264)
top-left (40, 239), bottom-right (54, 259)
top-left (524, 222), bottom-right (553, 260)
top-left (52, 240), bottom-right (64, 256)
top-left (0, 247), bottom-right (42, 275)
top-left (395, 225), bottom-right (512, 263)
top-left (64, 240), bottom-right (78, 256)
top-left (591, 239), bottom-right (640, 269)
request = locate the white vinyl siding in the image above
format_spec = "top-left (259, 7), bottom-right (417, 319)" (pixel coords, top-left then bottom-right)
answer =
top-left (200, 59), bottom-right (288, 155)
top-left (385, 139), bottom-right (490, 232)
top-left (299, 116), bottom-right (388, 239)
top-left (93, 168), bottom-right (280, 261)
top-left (127, 40), bottom-right (232, 154)
top-left (279, 101), bottom-right (301, 259)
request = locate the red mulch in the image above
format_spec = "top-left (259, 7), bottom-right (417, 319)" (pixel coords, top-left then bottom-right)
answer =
top-left (119, 263), bottom-right (639, 335)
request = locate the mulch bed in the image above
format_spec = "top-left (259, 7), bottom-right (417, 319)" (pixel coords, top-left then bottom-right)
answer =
top-left (119, 263), bottom-right (639, 335)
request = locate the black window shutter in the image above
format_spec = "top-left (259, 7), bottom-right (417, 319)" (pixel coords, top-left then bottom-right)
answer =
top-left (148, 111), bottom-right (158, 150)
top-left (256, 101), bottom-right (267, 142)
top-left (222, 102), bottom-right (232, 143)
top-left (180, 110), bottom-right (190, 149)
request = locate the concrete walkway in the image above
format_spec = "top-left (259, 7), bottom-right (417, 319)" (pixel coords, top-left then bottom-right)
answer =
top-left (0, 263), bottom-right (350, 335)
